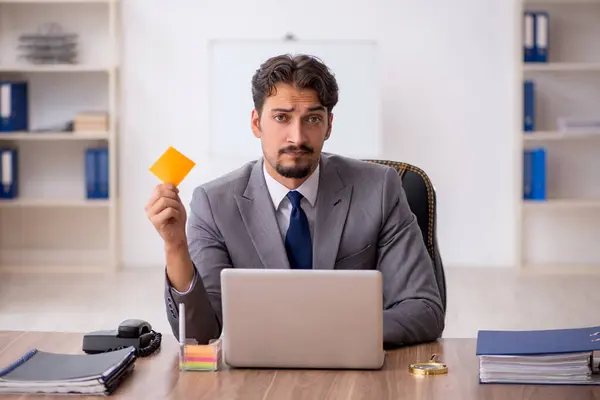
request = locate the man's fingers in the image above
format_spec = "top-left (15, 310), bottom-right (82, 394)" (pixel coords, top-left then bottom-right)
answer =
top-left (150, 197), bottom-right (182, 216)
top-left (146, 186), bottom-right (180, 211)
top-left (150, 206), bottom-right (180, 226)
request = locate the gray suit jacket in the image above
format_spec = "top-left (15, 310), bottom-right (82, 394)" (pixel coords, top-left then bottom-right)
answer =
top-left (164, 153), bottom-right (445, 347)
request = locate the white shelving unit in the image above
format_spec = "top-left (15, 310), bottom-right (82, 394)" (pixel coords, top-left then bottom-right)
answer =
top-left (519, 0), bottom-right (600, 274)
top-left (0, 0), bottom-right (119, 273)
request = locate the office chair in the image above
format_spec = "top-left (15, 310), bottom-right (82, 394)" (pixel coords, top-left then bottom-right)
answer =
top-left (363, 159), bottom-right (447, 313)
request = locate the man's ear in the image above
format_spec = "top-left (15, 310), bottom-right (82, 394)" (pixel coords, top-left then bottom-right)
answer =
top-left (325, 113), bottom-right (334, 140)
top-left (251, 109), bottom-right (262, 138)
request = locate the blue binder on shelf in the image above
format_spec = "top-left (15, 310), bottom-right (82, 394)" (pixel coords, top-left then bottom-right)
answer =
top-left (523, 12), bottom-right (535, 62)
top-left (85, 147), bottom-right (109, 200)
top-left (523, 148), bottom-right (546, 200)
top-left (523, 80), bottom-right (535, 132)
top-left (0, 81), bottom-right (28, 132)
top-left (476, 326), bottom-right (600, 385)
top-left (534, 11), bottom-right (549, 63)
top-left (0, 147), bottom-right (18, 199)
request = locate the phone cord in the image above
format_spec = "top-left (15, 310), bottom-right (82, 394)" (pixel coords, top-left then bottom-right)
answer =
top-left (136, 330), bottom-right (162, 357)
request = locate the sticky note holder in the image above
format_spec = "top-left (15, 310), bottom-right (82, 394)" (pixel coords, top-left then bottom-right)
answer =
top-left (179, 338), bottom-right (222, 372)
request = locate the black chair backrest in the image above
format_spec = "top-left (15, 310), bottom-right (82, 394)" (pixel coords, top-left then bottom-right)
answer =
top-left (363, 160), bottom-right (447, 312)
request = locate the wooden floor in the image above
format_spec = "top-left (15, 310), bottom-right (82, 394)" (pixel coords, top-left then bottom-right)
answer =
top-left (1, 267), bottom-right (599, 337)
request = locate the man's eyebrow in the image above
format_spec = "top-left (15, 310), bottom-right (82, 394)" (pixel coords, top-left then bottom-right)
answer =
top-left (269, 105), bottom-right (326, 113)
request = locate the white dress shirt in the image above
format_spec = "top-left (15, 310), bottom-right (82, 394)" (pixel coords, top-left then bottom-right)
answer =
top-left (173, 160), bottom-right (320, 295)
top-left (262, 160), bottom-right (319, 242)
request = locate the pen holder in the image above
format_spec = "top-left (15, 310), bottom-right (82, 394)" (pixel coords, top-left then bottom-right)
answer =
top-left (179, 338), bottom-right (222, 372)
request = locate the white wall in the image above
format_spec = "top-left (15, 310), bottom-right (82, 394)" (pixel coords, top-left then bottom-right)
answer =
top-left (119, 0), bottom-right (519, 269)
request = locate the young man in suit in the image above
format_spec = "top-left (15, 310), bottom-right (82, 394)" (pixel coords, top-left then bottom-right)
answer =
top-left (145, 54), bottom-right (445, 347)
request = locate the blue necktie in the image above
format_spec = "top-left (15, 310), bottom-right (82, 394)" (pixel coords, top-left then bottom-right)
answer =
top-left (285, 191), bottom-right (312, 269)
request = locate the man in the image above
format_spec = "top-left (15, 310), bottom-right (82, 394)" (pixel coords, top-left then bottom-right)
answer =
top-left (146, 54), bottom-right (445, 348)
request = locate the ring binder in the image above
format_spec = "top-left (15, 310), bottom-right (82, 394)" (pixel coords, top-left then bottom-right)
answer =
top-left (0, 349), bottom-right (37, 377)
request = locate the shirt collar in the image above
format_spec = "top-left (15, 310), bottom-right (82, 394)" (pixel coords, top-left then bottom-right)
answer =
top-left (263, 160), bottom-right (320, 209)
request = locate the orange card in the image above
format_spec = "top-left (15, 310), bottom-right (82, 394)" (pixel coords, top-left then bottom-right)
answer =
top-left (149, 146), bottom-right (196, 187)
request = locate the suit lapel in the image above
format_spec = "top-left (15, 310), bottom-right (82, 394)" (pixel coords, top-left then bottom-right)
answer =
top-left (234, 159), bottom-right (291, 269)
top-left (313, 156), bottom-right (353, 270)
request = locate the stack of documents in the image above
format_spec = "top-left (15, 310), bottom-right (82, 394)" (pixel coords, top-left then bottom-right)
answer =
top-left (0, 347), bottom-right (136, 395)
top-left (476, 326), bottom-right (600, 385)
top-left (74, 111), bottom-right (108, 133)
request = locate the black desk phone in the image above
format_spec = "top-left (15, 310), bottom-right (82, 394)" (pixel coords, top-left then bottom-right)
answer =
top-left (82, 319), bottom-right (162, 357)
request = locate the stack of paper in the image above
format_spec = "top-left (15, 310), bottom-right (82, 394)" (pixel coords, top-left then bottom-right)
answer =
top-left (476, 326), bottom-right (600, 385)
top-left (74, 112), bottom-right (109, 133)
top-left (0, 347), bottom-right (136, 395)
top-left (479, 352), bottom-right (593, 384)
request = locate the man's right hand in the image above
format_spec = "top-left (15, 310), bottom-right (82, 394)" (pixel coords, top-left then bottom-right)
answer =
top-left (145, 183), bottom-right (195, 292)
top-left (145, 183), bottom-right (188, 248)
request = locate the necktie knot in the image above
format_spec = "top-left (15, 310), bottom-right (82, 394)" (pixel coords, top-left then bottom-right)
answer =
top-left (287, 190), bottom-right (303, 208)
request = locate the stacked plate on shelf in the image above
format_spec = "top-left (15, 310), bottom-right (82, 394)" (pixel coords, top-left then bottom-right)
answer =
top-left (17, 22), bottom-right (78, 65)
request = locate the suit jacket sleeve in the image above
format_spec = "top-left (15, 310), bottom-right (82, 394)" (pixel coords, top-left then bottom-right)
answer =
top-left (163, 186), bottom-right (228, 344)
top-left (379, 167), bottom-right (445, 347)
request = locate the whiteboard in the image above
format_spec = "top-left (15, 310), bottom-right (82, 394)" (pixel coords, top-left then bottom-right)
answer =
top-left (207, 39), bottom-right (382, 160)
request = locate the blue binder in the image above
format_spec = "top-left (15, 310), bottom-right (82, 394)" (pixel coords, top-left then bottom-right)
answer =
top-left (534, 11), bottom-right (549, 63)
top-left (97, 147), bottom-right (109, 199)
top-left (0, 148), bottom-right (18, 199)
top-left (85, 147), bottom-right (109, 199)
top-left (523, 148), bottom-right (546, 200)
top-left (523, 12), bottom-right (535, 62)
top-left (477, 326), bottom-right (600, 356)
top-left (523, 80), bottom-right (535, 132)
top-left (0, 81), bottom-right (28, 133)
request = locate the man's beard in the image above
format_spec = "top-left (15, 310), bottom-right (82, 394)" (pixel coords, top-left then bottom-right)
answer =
top-left (274, 145), bottom-right (315, 179)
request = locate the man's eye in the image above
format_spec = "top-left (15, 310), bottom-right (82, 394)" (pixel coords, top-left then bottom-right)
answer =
top-left (274, 115), bottom-right (287, 122)
top-left (307, 116), bottom-right (322, 123)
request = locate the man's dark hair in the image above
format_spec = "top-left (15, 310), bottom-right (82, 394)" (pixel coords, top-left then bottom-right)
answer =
top-left (251, 54), bottom-right (339, 117)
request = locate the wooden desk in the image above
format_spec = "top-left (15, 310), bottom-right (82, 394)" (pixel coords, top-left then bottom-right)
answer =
top-left (0, 331), bottom-right (596, 399)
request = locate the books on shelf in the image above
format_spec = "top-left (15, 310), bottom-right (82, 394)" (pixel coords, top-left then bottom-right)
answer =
top-left (0, 81), bottom-right (28, 132)
top-left (0, 347), bottom-right (136, 396)
top-left (476, 326), bottom-right (600, 385)
top-left (0, 147), bottom-right (18, 199)
top-left (85, 147), bottom-right (109, 200)
top-left (74, 111), bottom-right (108, 133)
top-left (523, 11), bottom-right (548, 63)
top-left (523, 148), bottom-right (546, 200)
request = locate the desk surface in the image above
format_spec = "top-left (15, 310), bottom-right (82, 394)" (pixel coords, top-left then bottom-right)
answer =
top-left (0, 331), bottom-right (596, 399)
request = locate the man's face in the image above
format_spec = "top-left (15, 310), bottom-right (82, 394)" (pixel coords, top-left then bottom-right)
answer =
top-left (251, 83), bottom-right (332, 180)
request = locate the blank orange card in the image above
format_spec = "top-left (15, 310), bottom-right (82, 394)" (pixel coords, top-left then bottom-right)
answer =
top-left (149, 146), bottom-right (196, 187)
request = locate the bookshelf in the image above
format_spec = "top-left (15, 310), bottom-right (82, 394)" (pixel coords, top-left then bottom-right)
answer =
top-left (519, 0), bottom-right (600, 274)
top-left (0, 0), bottom-right (119, 273)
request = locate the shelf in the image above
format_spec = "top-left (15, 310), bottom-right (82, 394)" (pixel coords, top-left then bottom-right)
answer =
top-left (0, 131), bottom-right (109, 140)
top-left (524, 63), bottom-right (600, 72)
top-left (0, 0), bottom-right (117, 3)
top-left (0, 198), bottom-right (111, 207)
top-left (523, 198), bottom-right (600, 209)
top-left (0, 264), bottom-right (106, 273)
top-left (521, 264), bottom-right (600, 275)
top-left (0, 64), bottom-right (114, 73)
top-left (524, 0), bottom-right (600, 4)
top-left (523, 131), bottom-right (600, 141)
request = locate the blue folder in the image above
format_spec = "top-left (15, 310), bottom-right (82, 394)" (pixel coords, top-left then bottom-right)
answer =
top-left (523, 80), bottom-right (535, 132)
top-left (477, 326), bottom-right (600, 356)
top-left (0, 147), bottom-right (18, 199)
top-left (534, 11), bottom-right (549, 63)
top-left (85, 147), bottom-right (109, 200)
top-left (0, 81), bottom-right (28, 132)
top-left (523, 148), bottom-right (546, 200)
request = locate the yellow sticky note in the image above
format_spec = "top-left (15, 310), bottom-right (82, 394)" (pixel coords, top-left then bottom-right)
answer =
top-left (149, 146), bottom-right (196, 187)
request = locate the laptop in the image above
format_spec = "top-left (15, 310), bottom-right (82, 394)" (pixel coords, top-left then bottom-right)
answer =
top-left (220, 268), bottom-right (385, 370)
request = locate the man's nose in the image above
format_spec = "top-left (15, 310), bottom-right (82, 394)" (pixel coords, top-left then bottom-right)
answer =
top-left (287, 120), bottom-right (306, 144)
